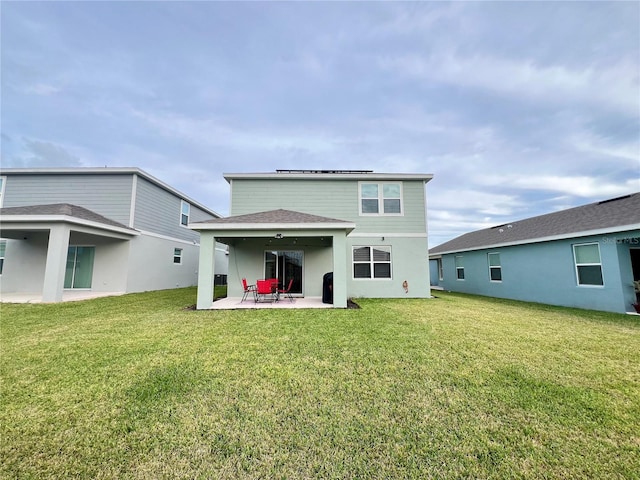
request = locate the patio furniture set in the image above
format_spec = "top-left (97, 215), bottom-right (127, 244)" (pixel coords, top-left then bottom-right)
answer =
top-left (241, 278), bottom-right (294, 303)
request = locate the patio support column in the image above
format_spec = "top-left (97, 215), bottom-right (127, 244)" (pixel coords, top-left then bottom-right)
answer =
top-left (42, 224), bottom-right (70, 303)
top-left (196, 232), bottom-right (215, 309)
top-left (332, 231), bottom-right (348, 308)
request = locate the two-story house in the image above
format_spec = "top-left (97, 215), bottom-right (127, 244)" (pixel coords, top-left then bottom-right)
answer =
top-left (190, 170), bottom-right (433, 309)
top-left (0, 167), bottom-right (228, 302)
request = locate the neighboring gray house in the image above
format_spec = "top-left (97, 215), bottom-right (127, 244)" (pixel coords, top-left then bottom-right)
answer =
top-left (429, 193), bottom-right (640, 314)
top-left (190, 170), bottom-right (433, 309)
top-left (0, 168), bottom-right (228, 302)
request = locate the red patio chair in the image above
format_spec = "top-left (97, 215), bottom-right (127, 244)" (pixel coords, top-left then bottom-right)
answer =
top-left (241, 278), bottom-right (256, 302)
top-left (255, 279), bottom-right (276, 303)
top-left (277, 278), bottom-right (294, 302)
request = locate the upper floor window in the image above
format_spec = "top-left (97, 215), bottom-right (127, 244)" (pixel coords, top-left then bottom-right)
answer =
top-left (488, 252), bottom-right (502, 282)
top-left (180, 201), bottom-right (190, 226)
top-left (573, 243), bottom-right (603, 286)
top-left (359, 182), bottom-right (403, 215)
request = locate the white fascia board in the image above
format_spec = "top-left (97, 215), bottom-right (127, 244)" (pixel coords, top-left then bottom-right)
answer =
top-left (432, 224), bottom-right (640, 256)
top-left (223, 172), bottom-right (433, 183)
top-left (189, 221), bottom-right (356, 232)
top-left (1, 215), bottom-right (140, 236)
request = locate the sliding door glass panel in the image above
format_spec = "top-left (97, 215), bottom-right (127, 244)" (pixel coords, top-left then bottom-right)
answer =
top-left (64, 246), bottom-right (95, 289)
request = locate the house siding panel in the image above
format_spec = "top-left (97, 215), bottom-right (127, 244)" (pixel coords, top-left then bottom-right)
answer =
top-left (3, 174), bottom-right (132, 225)
top-left (134, 176), bottom-right (200, 242)
top-left (230, 178), bottom-right (427, 234)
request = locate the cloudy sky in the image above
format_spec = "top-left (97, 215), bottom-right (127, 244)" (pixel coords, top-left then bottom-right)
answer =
top-left (2, 1), bottom-right (639, 246)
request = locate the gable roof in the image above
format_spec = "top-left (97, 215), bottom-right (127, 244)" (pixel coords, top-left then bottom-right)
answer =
top-left (0, 203), bottom-right (138, 235)
top-left (430, 192), bottom-right (640, 255)
top-left (190, 209), bottom-right (355, 232)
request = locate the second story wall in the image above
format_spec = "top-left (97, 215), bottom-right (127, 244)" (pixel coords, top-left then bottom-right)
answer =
top-left (229, 177), bottom-right (428, 234)
top-left (1, 173), bottom-right (133, 225)
top-left (133, 176), bottom-right (212, 243)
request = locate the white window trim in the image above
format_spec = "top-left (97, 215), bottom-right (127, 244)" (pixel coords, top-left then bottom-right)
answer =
top-left (573, 242), bottom-right (604, 287)
top-left (488, 252), bottom-right (502, 283)
top-left (455, 255), bottom-right (465, 281)
top-left (0, 239), bottom-right (6, 275)
top-left (180, 200), bottom-right (190, 227)
top-left (173, 247), bottom-right (183, 265)
top-left (0, 176), bottom-right (6, 208)
top-left (358, 181), bottom-right (404, 216)
top-left (352, 245), bottom-right (393, 280)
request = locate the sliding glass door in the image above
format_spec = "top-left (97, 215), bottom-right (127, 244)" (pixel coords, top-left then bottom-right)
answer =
top-left (264, 251), bottom-right (303, 295)
top-left (64, 246), bottom-right (95, 289)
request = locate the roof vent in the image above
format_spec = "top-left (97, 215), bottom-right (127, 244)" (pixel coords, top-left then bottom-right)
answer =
top-left (598, 194), bottom-right (631, 205)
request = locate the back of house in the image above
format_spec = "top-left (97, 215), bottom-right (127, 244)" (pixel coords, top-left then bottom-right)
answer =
top-left (190, 169), bottom-right (433, 309)
top-left (0, 168), bottom-right (227, 302)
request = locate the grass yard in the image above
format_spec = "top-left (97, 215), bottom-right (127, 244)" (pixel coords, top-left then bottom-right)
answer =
top-left (1, 289), bottom-right (639, 479)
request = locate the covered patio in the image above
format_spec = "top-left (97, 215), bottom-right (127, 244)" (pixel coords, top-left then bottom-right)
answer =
top-left (190, 209), bottom-right (355, 310)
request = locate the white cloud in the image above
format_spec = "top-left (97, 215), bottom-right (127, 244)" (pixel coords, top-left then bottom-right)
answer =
top-left (380, 52), bottom-right (638, 116)
top-left (21, 83), bottom-right (61, 96)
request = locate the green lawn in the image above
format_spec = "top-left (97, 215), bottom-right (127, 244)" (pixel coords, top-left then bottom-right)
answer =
top-left (1, 289), bottom-right (639, 479)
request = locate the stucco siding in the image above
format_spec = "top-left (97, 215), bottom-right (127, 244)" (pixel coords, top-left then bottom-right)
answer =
top-left (125, 234), bottom-right (201, 292)
top-left (438, 231), bottom-right (640, 313)
top-left (346, 236), bottom-right (430, 298)
top-left (2, 174), bottom-right (133, 225)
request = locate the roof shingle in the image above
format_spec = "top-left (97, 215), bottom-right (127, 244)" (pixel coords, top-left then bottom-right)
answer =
top-left (430, 192), bottom-right (640, 254)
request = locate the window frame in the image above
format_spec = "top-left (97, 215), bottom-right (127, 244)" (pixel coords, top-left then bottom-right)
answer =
top-left (180, 201), bottom-right (190, 227)
top-left (358, 182), bottom-right (404, 216)
top-left (455, 255), bottom-right (465, 280)
top-left (0, 240), bottom-right (6, 275)
top-left (572, 242), bottom-right (604, 287)
top-left (0, 176), bottom-right (6, 208)
top-left (352, 245), bottom-right (393, 280)
top-left (488, 252), bottom-right (502, 282)
top-left (173, 247), bottom-right (183, 265)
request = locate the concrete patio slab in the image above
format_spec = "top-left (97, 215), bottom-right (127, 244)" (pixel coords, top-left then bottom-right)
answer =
top-left (209, 296), bottom-right (334, 310)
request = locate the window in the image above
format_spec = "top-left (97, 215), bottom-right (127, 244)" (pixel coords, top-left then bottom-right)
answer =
top-left (359, 182), bottom-right (403, 215)
top-left (488, 253), bottom-right (502, 281)
top-left (0, 177), bottom-right (5, 207)
top-left (437, 258), bottom-right (444, 281)
top-left (173, 248), bottom-right (183, 264)
top-left (353, 246), bottom-right (392, 279)
top-left (180, 201), bottom-right (190, 226)
top-left (64, 246), bottom-right (95, 289)
top-left (455, 255), bottom-right (465, 280)
top-left (573, 243), bottom-right (603, 286)
top-left (0, 240), bottom-right (6, 274)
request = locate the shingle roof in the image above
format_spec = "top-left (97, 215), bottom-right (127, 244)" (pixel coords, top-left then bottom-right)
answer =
top-left (195, 209), bottom-right (352, 225)
top-left (0, 203), bottom-right (135, 231)
top-left (430, 192), bottom-right (640, 255)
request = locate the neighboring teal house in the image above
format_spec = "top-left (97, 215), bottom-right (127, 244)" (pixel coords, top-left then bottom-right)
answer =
top-left (190, 170), bottom-right (433, 309)
top-left (429, 193), bottom-right (640, 314)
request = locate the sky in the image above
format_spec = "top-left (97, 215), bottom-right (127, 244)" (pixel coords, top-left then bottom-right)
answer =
top-left (1, 1), bottom-right (639, 247)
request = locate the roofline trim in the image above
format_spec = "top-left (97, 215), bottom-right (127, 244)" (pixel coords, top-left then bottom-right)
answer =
top-left (0, 167), bottom-right (222, 219)
top-left (223, 172), bottom-right (434, 183)
top-left (430, 223), bottom-right (640, 256)
top-left (0, 215), bottom-right (140, 236)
